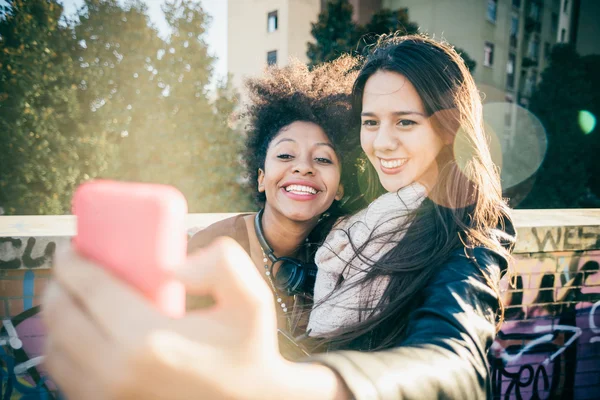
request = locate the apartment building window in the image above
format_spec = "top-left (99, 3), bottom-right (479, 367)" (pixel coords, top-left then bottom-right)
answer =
top-left (487, 0), bottom-right (498, 22)
top-left (551, 12), bottom-right (558, 32)
top-left (563, 0), bottom-right (569, 13)
top-left (506, 53), bottom-right (516, 89)
top-left (267, 10), bottom-right (278, 32)
top-left (524, 71), bottom-right (537, 97)
top-left (512, 0), bottom-right (521, 8)
top-left (544, 42), bottom-right (551, 60)
top-left (529, 2), bottom-right (540, 21)
top-left (484, 42), bottom-right (495, 67)
top-left (561, 28), bottom-right (566, 42)
top-left (267, 50), bottom-right (277, 65)
top-left (510, 15), bottom-right (519, 47)
top-left (528, 37), bottom-right (540, 60)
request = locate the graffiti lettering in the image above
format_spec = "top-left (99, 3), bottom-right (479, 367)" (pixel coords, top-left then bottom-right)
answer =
top-left (530, 226), bottom-right (600, 252)
top-left (22, 237), bottom-right (56, 268)
top-left (591, 300), bottom-right (600, 343)
top-left (532, 227), bottom-right (562, 252)
top-left (0, 236), bottom-right (59, 270)
top-left (0, 238), bottom-right (22, 269)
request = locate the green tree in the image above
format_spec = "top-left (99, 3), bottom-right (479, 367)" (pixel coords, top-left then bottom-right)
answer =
top-left (581, 54), bottom-right (600, 200)
top-left (75, 0), bottom-right (251, 212)
top-left (308, 2), bottom-right (476, 73)
top-left (307, 0), bottom-right (358, 67)
top-left (0, 0), bottom-right (113, 214)
top-left (355, 8), bottom-right (418, 54)
top-left (145, 0), bottom-right (251, 212)
top-left (519, 44), bottom-right (593, 208)
top-left (455, 46), bottom-right (476, 73)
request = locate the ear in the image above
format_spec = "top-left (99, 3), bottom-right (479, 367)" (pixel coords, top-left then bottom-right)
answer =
top-left (334, 184), bottom-right (344, 201)
top-left (257, 169), bottom-right (265, 193)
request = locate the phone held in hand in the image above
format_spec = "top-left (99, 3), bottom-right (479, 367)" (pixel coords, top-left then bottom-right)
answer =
top-left (72, 180), bottom-right (188, 318)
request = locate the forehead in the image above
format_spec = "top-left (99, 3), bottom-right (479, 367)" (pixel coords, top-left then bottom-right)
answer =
top-left (362, 70), bottom-right (424, 113)
top-left (271, 121), bottom-right (331, 145)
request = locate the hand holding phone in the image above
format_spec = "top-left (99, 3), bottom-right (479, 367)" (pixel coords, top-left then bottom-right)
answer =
top-left (72, 180), bottom-right (187, 317)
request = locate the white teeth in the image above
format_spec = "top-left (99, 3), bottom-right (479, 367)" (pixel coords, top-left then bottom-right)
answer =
top-left (380, 159), bottom-right (407, 169)
top-left (285, 184), bottom-right (317, 195)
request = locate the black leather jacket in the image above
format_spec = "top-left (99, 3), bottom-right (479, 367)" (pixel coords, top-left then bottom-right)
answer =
top-left (309, 245), bottom-right (509, 400)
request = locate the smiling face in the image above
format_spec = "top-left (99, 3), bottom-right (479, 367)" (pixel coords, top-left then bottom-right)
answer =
top-left (258, 121), bottom-right (343, 223)
top-left (360, 70), bottom-right (445, 192)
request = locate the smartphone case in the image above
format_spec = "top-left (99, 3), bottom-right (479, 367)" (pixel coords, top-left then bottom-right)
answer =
top-left (72, 180), bottom-right (188, 318)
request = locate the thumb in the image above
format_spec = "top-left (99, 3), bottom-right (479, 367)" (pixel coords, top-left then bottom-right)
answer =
top-left (176, 237), bottom-right (274, 316)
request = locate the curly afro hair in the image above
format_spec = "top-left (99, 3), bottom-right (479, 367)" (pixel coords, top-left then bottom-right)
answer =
top-left (243, 55), bottom-right (362, 206)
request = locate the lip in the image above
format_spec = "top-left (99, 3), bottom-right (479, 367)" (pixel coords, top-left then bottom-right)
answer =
top-left (280, 179), bottom-right (322, 201)
top-left (378, 158), bottom-right (408, 175)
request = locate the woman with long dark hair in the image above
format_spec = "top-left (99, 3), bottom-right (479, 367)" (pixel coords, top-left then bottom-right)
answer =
top-left (43, 34), bottom-right (515, 400)
top-left (307, 33), bottom-right (514, 352)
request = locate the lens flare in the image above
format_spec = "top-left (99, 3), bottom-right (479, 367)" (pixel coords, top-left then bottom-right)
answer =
top-left (579, 110), bottom-right (596, 135)
top-left (482, 102), bottom-right (548, 195)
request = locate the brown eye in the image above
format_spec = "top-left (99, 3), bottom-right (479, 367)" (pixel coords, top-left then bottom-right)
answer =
top-left (362, 120), bottom-right (378, 126)
top-left (398, 120), bottom-right (416, 127)
top-left (315, 157), bottom-right (333, 164)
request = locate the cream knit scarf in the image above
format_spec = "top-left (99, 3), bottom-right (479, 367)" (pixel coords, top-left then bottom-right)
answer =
top-left (307, 182), bottom-right (427, 337)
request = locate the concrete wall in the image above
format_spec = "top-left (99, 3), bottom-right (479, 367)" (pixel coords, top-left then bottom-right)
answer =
top-left (1, 210), bottom-right (600, 398)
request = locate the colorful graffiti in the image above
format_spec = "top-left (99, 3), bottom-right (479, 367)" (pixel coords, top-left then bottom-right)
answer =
top-left (1, 306), bottom-right (57, 399)
top-left (1, 228), bottom-right (600, 399)
top-left (490, 250), bottom-right (600, 399)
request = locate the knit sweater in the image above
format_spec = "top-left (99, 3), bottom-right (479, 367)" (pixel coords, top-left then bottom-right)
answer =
top-left (307, 183), bottom-right (427, 336)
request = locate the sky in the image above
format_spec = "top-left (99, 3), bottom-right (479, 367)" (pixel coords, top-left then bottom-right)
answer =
top-left (22, 0), bottom-right (228, 83)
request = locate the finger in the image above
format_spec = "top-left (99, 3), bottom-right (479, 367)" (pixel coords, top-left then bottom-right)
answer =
top-left (52, 245), bottom-right (165, 346)
top-left (44, 337), bottom-right (107, 400)
top-left (42, 282), bottom-right (119, 376)
top-left (177, 237), bottom-right (275, 325)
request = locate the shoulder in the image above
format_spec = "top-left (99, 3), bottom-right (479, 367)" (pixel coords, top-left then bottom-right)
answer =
top-left (431, 246), bottom-right (507, 287)
top-left (188, 213), bottom-right (253, 254)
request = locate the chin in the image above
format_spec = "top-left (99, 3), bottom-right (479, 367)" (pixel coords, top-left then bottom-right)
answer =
top-left (282, 208), bottom-right (322, 223)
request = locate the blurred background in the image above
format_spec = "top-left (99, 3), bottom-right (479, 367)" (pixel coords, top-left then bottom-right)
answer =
top-left (1, 0), bottom-right (599, 215)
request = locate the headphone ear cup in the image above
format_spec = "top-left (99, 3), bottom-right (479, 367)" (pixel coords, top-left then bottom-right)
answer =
top-left (274, 258), bottom-right (317, 296)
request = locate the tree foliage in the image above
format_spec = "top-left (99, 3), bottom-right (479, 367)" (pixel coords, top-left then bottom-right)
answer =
top-left (0, 0), bottom-right (114, 214)
top-left (0, 0), bottom-right (251, 214)
top-left (307, 1), bottom-right (476, 73)
top-left (307, 0), bottom-right (358, 66)
top-left (519, 44), bottom-right (598, 208)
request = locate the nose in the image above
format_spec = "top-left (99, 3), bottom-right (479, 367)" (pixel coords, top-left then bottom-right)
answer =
top-left (293, 155), bottom-right (315, 175)
top-left (372, 122), bottom-right (399, 153)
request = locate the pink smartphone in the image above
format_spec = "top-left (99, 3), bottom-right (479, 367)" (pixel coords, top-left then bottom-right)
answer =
top-left (72, 180), bottom-right (188, 318)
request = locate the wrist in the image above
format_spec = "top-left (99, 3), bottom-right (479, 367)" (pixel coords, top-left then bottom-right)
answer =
top-left (268, 359), bottom-right (351, 400)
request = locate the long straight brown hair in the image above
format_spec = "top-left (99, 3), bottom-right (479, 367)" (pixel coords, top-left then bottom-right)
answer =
top-left (313, 34), bottom-right (514, 351)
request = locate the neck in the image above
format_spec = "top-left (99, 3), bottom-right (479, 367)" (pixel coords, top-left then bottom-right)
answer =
top-left (260, 205), bottom-right (318, 259)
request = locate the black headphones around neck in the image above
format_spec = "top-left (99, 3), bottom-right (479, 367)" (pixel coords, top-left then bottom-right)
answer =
top-left (254, 209), bottom-right (317, 297)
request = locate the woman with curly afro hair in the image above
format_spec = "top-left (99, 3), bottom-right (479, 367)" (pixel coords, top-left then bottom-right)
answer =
top-left (187, 55), bottom-right (363, 357)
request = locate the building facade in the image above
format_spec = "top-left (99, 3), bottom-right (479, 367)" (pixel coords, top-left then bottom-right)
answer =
top-left (227, 0), bottom-right (321, 96)
top-left (383, 0), bottom-right (564, 106)
top-left (228, 0), bottom-right (595, 104)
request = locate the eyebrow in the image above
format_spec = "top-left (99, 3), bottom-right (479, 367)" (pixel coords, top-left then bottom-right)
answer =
top-left (274, 138), bottom-right (335, 150)
top-left (274, 138), bottom-right (296, 146)
top-left (361, 111), bottom-right (425, 117)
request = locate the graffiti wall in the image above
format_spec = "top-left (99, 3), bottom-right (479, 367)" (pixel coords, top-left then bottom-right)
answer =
top-left (1, 237), bottom-right (61, 399)
top-left (1, 216), bottom-right (600, 399)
